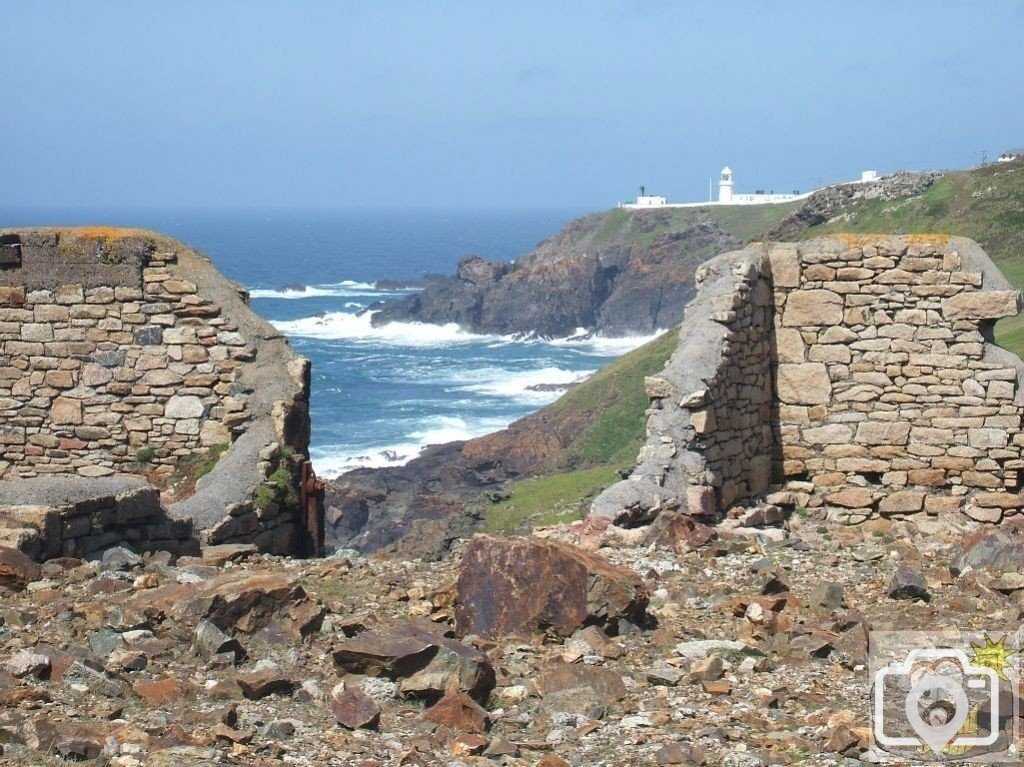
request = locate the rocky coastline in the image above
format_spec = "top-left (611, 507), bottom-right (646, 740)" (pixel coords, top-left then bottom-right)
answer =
top-left (369, 208), bottom-right (786, 338)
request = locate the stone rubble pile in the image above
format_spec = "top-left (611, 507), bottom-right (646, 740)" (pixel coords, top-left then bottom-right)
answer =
top-left (0, 510), bottom-right (1015, 766)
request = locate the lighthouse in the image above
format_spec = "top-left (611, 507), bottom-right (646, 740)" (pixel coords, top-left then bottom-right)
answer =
top-left (718, 166), bottom-right (734, 203)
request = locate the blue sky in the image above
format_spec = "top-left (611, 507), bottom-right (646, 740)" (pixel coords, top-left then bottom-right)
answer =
top-left (2, 1), bottom-right (1022, 209)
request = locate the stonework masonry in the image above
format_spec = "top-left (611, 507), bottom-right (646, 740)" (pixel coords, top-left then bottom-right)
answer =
top-left (593, 234), bottom-right (1024, 526)
top-left (0, 229), bottom-right (247, 477)
top-left (0, 228), bottom-right (317, 559)
top-left (590, 248), bottom-right (776, 524)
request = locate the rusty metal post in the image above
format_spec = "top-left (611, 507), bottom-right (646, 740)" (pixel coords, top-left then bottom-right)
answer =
top-left (299, 461), bottom-right (326, 557)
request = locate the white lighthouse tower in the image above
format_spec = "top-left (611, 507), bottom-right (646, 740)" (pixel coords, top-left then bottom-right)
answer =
top-left (718, 166), bottom-right (734, 203)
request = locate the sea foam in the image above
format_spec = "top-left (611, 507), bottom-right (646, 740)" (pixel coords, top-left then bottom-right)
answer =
top-left (312, 414), bottom-right (511, 477)
top-left (249, 280), bottom-right (407, 300)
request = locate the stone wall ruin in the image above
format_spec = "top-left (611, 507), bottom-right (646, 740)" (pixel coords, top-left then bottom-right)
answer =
top-left (593, 234), bottom-right (1024, 526)
top-left (0, 228), bottom-right (319, 559)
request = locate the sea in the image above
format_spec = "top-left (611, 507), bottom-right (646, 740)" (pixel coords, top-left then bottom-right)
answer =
top-left (0, 208), bottom-right (659, 477)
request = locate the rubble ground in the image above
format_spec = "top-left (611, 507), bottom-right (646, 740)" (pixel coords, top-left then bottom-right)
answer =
top-left (0, 509), bottom-right (1015, 767)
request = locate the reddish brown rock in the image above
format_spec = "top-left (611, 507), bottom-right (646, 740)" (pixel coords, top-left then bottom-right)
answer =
top-left (454, 534), bottom-right (648, 639)
top-left (533, 661), bottom-right (627, 706)
top-left (333, 620), bottom-right (494, 702)
top-left (175, 572), bottom-right (310, 633)
top-left (235, 668), bottom-right (296, 699)
top-left (0, 546), bottom-right (41, 591)
top-left (133, 676), bottom-right (195, 707)
top-left (199, 543), bottom-right (258, 567)
top-left (423, 689), bottom-right (490, 734)
top-left (647, 511), bottom-right (717, 553)
top-left (450, 733), bottom-right (488, 756)
top-left (331, 688), bottom-right (381, 730)
top-left (824, 723), bottom-right (861, 754)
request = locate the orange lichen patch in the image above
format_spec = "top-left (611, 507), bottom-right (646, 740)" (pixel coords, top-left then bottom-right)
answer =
top-left (59, 226), bottom-right (143, 241)
top-left (833, 233), bottom-right (951, 247)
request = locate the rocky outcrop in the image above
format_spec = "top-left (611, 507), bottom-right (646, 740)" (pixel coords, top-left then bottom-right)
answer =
top-left (370, 209), bottom-right (771, 337)
top-left (325, 432), bottom-right (557, 557)
top-left (0, 227), bottom-right (318, 558)
top-left (763, 170), bottom-right (945, 242)
top-left (454, 534), bottom-right (649, 639)
top-left (594, 234), bottom-right (1024, 527)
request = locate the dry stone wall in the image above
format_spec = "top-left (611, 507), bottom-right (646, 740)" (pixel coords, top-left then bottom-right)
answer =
top-left (0, 228), bottom-right (247, 478)
top-left (0, 478), bottom-right (196, 561)
top-left (0, 227), bottom-right (317, 558)
top-left (593, 234), bottom-right (1024, 526)
top-left (591, 248), bottom-right (776, 523)
top-left (771, 235), bottom-right (1024, 524)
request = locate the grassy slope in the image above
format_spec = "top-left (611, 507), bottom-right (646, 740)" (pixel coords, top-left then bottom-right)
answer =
top-left (481, 329), bottom-right (678, 532)
top-left (789, 159), bottom-right (1024, 355)
top-left (479, 204), bottom-right (803, 532)
top-left (589, 202), bottom-right (802, 250)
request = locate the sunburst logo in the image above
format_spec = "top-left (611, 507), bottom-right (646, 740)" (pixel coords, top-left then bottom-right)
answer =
top-left (969, 633), bottom-right (1017, 681)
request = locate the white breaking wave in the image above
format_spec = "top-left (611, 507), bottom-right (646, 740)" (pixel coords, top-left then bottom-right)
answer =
top-left (449, 365), bottom-right (594, 405)
top-left (273, 309), bottom-right (664, 353)
top-left (249, 280), bottom-right (409, 300)
top-left (547, 328), bottom-right (666, 355)
top-left (311, 415), bottom-right (511, 477)
top-left (272, 311), bottom-right (504, 347)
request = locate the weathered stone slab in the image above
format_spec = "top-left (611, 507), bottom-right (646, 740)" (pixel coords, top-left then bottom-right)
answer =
top-left (855, 422), bottom-right (911, 446)
top-left (878, 491), bottom-right (925, 515)
top-left (776, 363), bottom-right (831, 405)
top-left (942, 291), bottom-right (1020, 320)
top-left (454, 534), bottom-right (648, 639)
top-left (781, 290), bottom-right (844, 326)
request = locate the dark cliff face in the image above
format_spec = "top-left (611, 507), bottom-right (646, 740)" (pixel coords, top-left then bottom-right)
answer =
top-left (370, 208), bottom-right (768, 338)
top-left (325, 411), bottom-right (569, 557)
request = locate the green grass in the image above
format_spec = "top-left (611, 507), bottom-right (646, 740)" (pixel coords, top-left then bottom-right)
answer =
top-left (545, 328), bottom-right (679, 469)
top-left (483, 466), bottom-right (622, 533)
top-left (135, 445), bottom-right (156, 464)
top-left (588, 201), bottom-right (802, 251)
top-left (195, 442), bottom-right (229, 479)
top-left (474, 328), bottom-right (678, 532)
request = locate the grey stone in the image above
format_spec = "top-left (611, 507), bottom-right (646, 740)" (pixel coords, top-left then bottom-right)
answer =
top-left (194, 619), bottom-right (245, 663)
top-left (2, 649), bottom-right (51, 678)
top-left (888, 567), bottom-right (930, 602)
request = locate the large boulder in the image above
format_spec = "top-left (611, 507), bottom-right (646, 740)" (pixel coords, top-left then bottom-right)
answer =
top-left (454, 534), bottom-right (648, 639)
top-left (135, 570), bottom-right (322, 638)
top-left (0, 545), bottom-right (41, 592)
top-left (332, 620), bottom-right (494, 703)
top-left (950, 528), bottom-right (1024, 576)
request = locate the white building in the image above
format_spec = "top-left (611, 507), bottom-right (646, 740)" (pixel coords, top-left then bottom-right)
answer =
top-left (718, 166), bottom-right (734, 202)
top-left (717, 166), bottom-right (806, 205)
top-left (618, 165), bottom-right (877, 209)
top-left (633, 195), bottom-right (668, 207)
top-left (998, 149), bottom-right (1023, 163)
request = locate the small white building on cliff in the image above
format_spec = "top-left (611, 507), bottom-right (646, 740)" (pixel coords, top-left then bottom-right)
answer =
top-left (620, 166), bottom-right (811, 209)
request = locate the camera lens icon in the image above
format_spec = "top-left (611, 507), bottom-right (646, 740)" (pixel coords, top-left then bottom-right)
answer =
top-left (874, 648), bottom-right (1001, 755)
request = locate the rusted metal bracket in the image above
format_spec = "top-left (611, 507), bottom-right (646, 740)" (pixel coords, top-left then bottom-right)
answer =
top-left (299, 460), bottom-right (326, 557)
